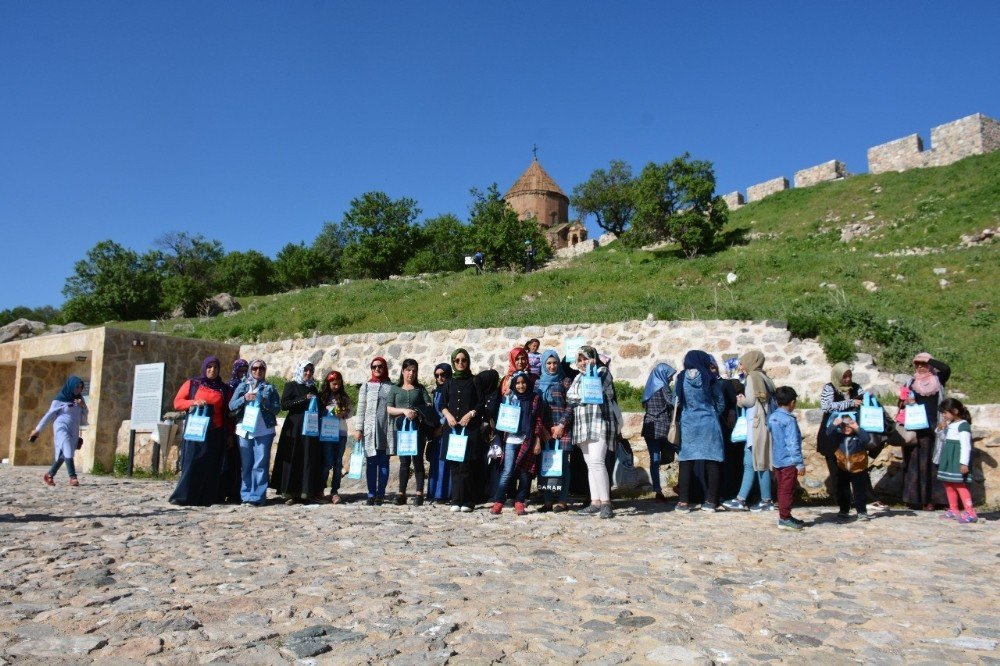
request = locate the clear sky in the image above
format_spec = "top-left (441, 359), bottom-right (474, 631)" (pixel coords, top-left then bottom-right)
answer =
top-left (2, 1), bottom-right (999, 310)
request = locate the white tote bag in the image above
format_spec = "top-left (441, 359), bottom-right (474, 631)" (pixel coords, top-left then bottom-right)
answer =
top-left (347, 442), bottom-right (365, 479)
top-left (446, 427), bottom-right (469, 462)
top-left (301, 397), bottom-right (320, 437)
top-left (904, 403), bottom-right (930, 430)
top-left (730, 408), bottom-right (748, 443)
top-left (859, 394), bottom-right (885, 433)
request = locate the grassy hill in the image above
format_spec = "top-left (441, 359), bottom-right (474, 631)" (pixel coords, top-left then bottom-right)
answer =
top-left (113, 151), bottom-right (1000, 402)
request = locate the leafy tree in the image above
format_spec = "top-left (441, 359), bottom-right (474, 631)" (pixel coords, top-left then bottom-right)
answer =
top-left (0, 305), bottom-right (61, 326)
top-left (570, 159), bottom-right (636, 236)
top-left (213, 250), bottom-right (277, 296)
top-left (340, 191), bottom-right (421, 279)
top-left (627, 153), bottom-right (728, 257)
top-left (311, 221), bottom-right (347, 282)
top-left (274, 242), bottom-right (334, 290)
top-left (150, 232), bottom-right (226, 314)
top-left (61, 240), bottom-right (160, 323)
top-left (404, 213), bottom-right (469, 274)
top-left (467, 184), bottom-right (551, 271)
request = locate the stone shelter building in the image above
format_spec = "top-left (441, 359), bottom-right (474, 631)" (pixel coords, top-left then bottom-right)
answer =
top-left (504, 158), bottom-right (588, 250)
top-left (0, 327), bottom-right (237, 473)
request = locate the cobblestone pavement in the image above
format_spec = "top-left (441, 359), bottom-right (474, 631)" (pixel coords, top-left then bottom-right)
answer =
top-left (1, 467), bottom-right (998, 664)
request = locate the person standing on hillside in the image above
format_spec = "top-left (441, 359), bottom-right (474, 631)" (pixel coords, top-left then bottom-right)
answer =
top-left (473, 250), bottom-right (484, 275)
top-left (30, 376), bottom-right (88, 488)
top-left (524, 241), bottom-right (535, 273)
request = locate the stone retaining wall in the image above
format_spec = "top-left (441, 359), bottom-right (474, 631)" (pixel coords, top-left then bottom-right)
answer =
top-left (239, 318), bottom-right (887, 400)
top-left (746, 176), bottom-right (789, 203)
top-left (794, 160), bottom-right (847, 188)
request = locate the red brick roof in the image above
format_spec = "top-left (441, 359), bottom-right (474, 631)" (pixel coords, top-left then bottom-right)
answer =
top-left (504, 159), bottom-right (567, 199)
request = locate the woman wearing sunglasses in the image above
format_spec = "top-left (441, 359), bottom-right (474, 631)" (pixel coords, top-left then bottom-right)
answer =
top-left (355, 356), bottom-right (394, 505)
top-left (228, 360), bottom-right (281, 506)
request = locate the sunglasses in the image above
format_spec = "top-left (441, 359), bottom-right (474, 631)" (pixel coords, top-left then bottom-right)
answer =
top-left (251, 366), bottom-right (265, 372)
top-left (453, 357), bottom-right (469, 364)
top-left (434, 372), bottom-right (447, 378)
top-left (371, 364), bottom-right (386, 370)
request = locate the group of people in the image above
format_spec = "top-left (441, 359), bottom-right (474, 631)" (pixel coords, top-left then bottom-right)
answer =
top-left (29, 341), bottom-right (977, 529)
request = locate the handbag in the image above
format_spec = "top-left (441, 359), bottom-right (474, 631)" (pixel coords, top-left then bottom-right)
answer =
top-left (580, 365), bottom-right (604, 405)
top-left (240, 395), bottom-right (261, 434)
top-left (319, 409), bottom-right (340, 442)
top-left (859, 394), bottom-right (885, 433)
top-left (731, 408), bottom-right (748, 443)
top-left (446, 426), bottom-right (469, 462)
top-left (496, 397), bottom-right (521, 434)
top-left (887, 422), bottom-right (918, 446)
top-left (396, 418), bottom-right (418, 456)
top-left (903, 403), bottom-right (930, 431)
top-left (540, 440), bottom-right (563, 477)
top-left (347, 442), bottom-right (364, 479)
top-left (183, 405), bottom-right (210, 443)
top-left (301, 396), bottom-right (320, 437)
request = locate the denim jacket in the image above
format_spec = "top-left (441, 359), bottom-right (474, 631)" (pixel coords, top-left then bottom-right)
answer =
top-left (767, 408), bottom-right (804, 470)
top-left (229, 379), bottom-right (281, 428)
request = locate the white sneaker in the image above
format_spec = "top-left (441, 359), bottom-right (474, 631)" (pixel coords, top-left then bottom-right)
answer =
top-left (460, 506), bottom-right (473, 513)
top-left (450, 505), bottom-right (461, 512)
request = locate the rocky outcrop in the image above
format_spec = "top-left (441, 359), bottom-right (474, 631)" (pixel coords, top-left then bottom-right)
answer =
top-left (0, 318), bottom-right (86, 343)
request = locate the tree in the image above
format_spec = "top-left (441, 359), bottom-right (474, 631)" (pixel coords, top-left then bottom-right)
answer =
top-left (570, 159), bottom-right (636, 236)
top-left (627, 153), bottom-right (728, 257)
top-left (213, 250), bottom-right (277, 296)
top-left (311, 221), bottom-right (347, 282)
top-left (467, 184), bottom-right (551, 271)
top-left (273, 243), bottom-right (334, 290)
top-left (339, 191), bottom-right (421, 280)
top-left (61, 240), bottom-right (160, 323)
top-left (0, 305), bottom-right (61, 326)
top-left (404, 213), bottom-right (468, 274)
top-left (151, 232), bottom-right (226, 314)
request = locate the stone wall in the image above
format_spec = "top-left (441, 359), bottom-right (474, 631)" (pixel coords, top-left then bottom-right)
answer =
top-left (0, 366), bottom-right (14, 460)
top-left (868, 113), bottom-right (1000, 174)
top-left (721, 191), bottom-right (744, 211)
top-left (554, 239), bottom-right (598, 259)
top-left (746, 177), bottom-right (789, 203)
top-left (239, 318), bottom-right (891, 400)
top-left (867, 134), bottom-right (925, 174)
top-left (794, 160), bottom-right (847, 188)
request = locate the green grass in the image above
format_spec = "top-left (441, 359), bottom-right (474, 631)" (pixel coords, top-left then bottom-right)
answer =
top-left (112, 152), bottom-right (1000, 402)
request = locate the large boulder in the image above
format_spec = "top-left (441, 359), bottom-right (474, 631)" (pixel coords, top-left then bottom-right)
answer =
top-left (0, 318), bottom-right (46, 343)
top-left (201, 293), bottom-right (242, 317)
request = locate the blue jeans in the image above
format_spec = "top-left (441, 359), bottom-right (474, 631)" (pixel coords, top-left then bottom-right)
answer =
top-left (321, 437), bottom-right (347, 495)
top-left (645, 436), bottom-right (670, 492)
top-left (736, 446), bottom-right (772, 502)
top-left (48, 452), bottom-right (77, 478)
top-left (492, 442), bottom-right (521, 503)
top-left (366, 451), bottom-right (390, 498)
top-left (238, 433), bottom-right (275, 505)
top-left (541, 448), bottom-right (571, 505)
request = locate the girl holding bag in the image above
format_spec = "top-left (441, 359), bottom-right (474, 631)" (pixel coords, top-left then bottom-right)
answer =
top-left (319, 371), bottom-right (352, 505)
top-left (900, 352), bottom-right (951, 510)
top-left (490, 371), bottom-right (549, 516)
top-left (229, 360), bottom-right (281, 506)
top-left (270, 361), bottom-right (324, 504)
top-left (355, 356), bottom-right (394, 505)
top-left (388, 359), bottom-right (432, 506)
top-left (538, 349), bottom-right (574, 512)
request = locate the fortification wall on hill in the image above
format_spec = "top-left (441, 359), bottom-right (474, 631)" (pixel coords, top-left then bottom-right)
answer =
top-left (239, 318), bottom-right (898, 401)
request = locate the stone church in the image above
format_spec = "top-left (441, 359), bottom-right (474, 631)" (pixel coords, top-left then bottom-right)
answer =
top-left (503, 158), bottom-right (588, 251)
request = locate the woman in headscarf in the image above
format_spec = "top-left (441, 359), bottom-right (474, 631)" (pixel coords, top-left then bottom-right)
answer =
top-left (473, 368), bottom-right (502, 504)
top-left (490, 371), bottom-right (548, 515)
top-left (169, 356), bottom-right (232, 506)
top-left (319, 370), bottom-right (352, 504)
top-left (354, 356), bottom-right (394, 505)
top-left (31, 376), bottom-right (88, 487)
top-left (440, 349), bottom-right (482, 512)
top-left (538, 349), bottom-right (574, 512)
top-left (814, 363), bottom-right (863, 501)
top-left (724, 350), bottom-right (777, 512)
top-left (228, 359), bottom-right (281, 506)
top-left (641, 363), bottom-right (676, 503)
top-left (500, 347), bottom-right (531, 396)
top-left (270, 361), bottom-right (324, 504)
top-left (425, 362), bottom-right (453, 505)
top-left (674, 350), bottom-right (726, 512)
top-left (900, 352), bottom-right (951, 510)
top-left (218, 358), bottom-right (250, 503)
top-left (713, 356), bottom-right (744, 503)
top-left (565, 345), bottom-right (620, 519)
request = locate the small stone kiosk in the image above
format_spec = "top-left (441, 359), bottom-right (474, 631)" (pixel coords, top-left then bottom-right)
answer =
top-left (0, 327), bottom-right (238, 473)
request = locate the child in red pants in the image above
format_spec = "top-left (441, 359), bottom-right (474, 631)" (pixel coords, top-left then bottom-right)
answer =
top-left (934, 398), bottom-right (977, 524)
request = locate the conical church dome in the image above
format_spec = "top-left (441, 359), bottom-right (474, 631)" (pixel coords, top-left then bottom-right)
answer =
top-left (504, 158), bottom-right (567, 199)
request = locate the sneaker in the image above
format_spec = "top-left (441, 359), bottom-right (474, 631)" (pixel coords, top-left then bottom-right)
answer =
top-left (957, 512), bottom-right (978, 524)
top-left (868, 501), bottom-right (889, 511)
top-left (394, 494), bottom-right (406, 506)
top-left (777, 518), bottom-right (803, 531)
top-left (939, 510), bottom-right (960, 520)
top-left (750, 500), bottom-right (776, 512)
top-left (514, 502), bottom-right (526, 516)
top-left (857, 513), bottom-right (871, 522)
top-left (577, 504), bottom-right (601, 516)
top-left (68, 477), bottom-right (80, 487)
top-left (789, 516), bottom-right (806, 526)
top-left (42, 473), bottom-right (55, 487)
top-left (450, 505), bottom-right (461, 512)
top-left (414, 495), bottom-right (424, 507)
top-left (599, 504), bottom-right (614, 519)
top-left (722, 498), bottom-right (748, 511)
top-left (490, 502), bottom-right (503, 515)
top-left (674, 502), bottom-right (693, 513)
top-left (460, 505), bottom-right (473, 513)
top-left (701, 503), bottom-right (723, 512)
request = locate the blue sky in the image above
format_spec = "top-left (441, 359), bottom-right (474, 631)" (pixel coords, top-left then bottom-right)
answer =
top-left (2, 1), bottom-right (999, 310)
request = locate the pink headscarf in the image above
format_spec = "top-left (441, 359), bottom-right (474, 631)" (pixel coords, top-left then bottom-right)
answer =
top-left (911, 352), bottom-right (942, 397)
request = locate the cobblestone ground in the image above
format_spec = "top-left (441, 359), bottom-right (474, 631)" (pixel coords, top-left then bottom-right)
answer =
top-left (1, 466), bottom-right (998, 665)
